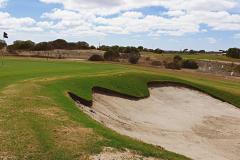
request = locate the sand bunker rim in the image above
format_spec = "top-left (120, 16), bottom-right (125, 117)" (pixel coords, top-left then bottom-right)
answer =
top-left (69, 81), bottom-right (231, 108)
top-left (75, 85), bottom-right (240, 160)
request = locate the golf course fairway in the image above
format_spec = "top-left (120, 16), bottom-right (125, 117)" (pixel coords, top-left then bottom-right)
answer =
top-left (0, 57), bottom-right (240, 160)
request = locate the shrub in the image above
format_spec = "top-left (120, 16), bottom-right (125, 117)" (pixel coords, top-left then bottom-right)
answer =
top-left (173, 55), bottom-right (183, 63)
top-left (154, 48), bottom-right (164, 54)
top-left (151, 61), bottom-right (162, 66)
top-left (128, 55), bottom-right (139, 64)
top-left (88, 54), bottom-right (104, 61)
top-left (182, 60), bottom-right (199, 69)
top-left (49, 39), bottom-right (68, 50)
top-left (128, 50), bottom-right (141, 64)
top-left (164, 55), bottom-right (183, 70)
top-left (164, 62), bottom-right (181, 70)
top-left (227, 48), bottom-right (240, 59)
top-left (104, 50), bottom-right (120, 61)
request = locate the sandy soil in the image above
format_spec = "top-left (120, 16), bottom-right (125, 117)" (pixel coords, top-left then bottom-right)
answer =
top-left (90, 147), bottom-right (160, 160)
top-left (79, 87), bottom-right (240, 160)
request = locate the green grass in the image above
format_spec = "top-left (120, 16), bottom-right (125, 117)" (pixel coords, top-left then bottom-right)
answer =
top-left (0, 57), bottom-right (240, 159)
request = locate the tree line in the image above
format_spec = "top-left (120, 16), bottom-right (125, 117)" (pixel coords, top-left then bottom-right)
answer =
top-left (0, 39), bottom-right (239, 59)
top-left (6, 39), bottom-right (95, 52)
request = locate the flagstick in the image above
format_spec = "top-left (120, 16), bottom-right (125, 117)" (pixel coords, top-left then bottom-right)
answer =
top-left (1, 36), bottom-right (5, 66)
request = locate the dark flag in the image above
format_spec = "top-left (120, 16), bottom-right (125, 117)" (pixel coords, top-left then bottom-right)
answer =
top-left (3, 32), bottom-right (8, 38)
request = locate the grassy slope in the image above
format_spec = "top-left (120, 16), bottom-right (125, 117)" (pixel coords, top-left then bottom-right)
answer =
top-left (0, 57), bottom-right (240, 160)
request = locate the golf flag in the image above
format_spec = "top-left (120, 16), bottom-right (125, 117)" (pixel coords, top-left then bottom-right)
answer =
top-left (3, 32), bottom-right (8, 38)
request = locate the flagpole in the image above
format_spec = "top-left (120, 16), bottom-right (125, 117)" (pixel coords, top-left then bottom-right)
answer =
top-left (1, 36), bottom-right (4, 66)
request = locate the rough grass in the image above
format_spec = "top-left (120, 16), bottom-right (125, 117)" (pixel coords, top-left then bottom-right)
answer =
top-left (0, 57), bottom-right (239, 159)
top-left (142, 52), bottom-right (240, 63)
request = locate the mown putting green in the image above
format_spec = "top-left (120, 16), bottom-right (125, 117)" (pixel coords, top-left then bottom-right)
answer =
top-left (0, 57), bottom-right (239, 160)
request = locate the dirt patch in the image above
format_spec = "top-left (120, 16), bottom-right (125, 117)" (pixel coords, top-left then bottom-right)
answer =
top-left (90, 147), bottom-right (161, 160)
top-left (78, 86), bottom-right (240, 160)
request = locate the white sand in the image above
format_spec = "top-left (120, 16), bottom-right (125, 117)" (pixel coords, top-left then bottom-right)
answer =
top-left (80, 87), bottom-right (240, 160)
top-left (90, 147), bottom-right (160, 160)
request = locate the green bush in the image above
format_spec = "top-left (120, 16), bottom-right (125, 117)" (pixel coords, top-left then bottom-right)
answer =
top-left (227, 48), bottom-right (240, 59)
top-left (88, 54), bottom-right (104, 61)
top-left (128, 50), bottom-right (141, 64)
top-left (104, 50), bottom-right (120, 61)
top-left (164, 55), bottom-right (183, 70)
top-left (182, 60), bottom-right (199, 69)
top-left (128, 55), bottom-right (140, 64)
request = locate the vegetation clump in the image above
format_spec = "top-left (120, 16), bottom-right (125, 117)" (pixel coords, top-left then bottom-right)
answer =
top-left (182, 60), bottom-right (199, 69)
top-left (227, 48), bottom-right (240, 59)
top-left (151, 61), bottom-right (162, 66)
top-left (88, 54), bottom-right (104, 61)
top-left (164, 55), bottom-right (199, 70)
top-left (164, 55), bottom-right (182, 70)
top-left (104, 50), bottom-right (120, 61)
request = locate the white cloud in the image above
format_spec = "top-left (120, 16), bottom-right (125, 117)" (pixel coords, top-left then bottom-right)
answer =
top-left (234, 33), bottom-right (240, 38)
top-left (1, 0), bottom-right (240, 44)
top-left (207, 37), bottom-right (217, 44)
top-left (0, 0), bottom-right (7, 8)
top-left (0, 12), bottom-right (38, 31)
top-left (38, 0), bottom-right (240, 37)
top-left (39, 0), bottom-right (238, 14)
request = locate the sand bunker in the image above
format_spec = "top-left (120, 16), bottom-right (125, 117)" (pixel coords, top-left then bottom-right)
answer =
top-left (90, 147), bottom-right (160, 160)
top-left (78, 86), bottom-right (240, 160)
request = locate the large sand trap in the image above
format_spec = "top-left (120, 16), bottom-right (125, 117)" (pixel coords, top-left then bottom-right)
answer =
top-left (79, 86), bottom-right (240, 160)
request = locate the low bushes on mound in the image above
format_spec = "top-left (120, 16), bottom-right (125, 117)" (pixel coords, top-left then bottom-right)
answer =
top-left (89, 54), bottom-right (104, 61)
top-left (104, 50), bottom-right (120, 61)
top-left (163, 55), bottom-right (199, 70)
top-left (164, 55), bottom-right (182, 70)
top-left (182, 60), bottom-right (199, 69)
top-left (151, 61), bottom-right (162, 66)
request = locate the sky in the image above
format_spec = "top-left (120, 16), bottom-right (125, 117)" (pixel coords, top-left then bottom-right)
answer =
top-left (0, 0), bottom-right (240, 51)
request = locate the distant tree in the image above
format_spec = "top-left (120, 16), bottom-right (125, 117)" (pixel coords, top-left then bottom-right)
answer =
top-left (189, 50), bottom-right (197, 54)
top-left (33, 42), bottom-right (53, 51)
top-left (227, 48), bottom-right (240, 59)
top-left (12, 40), bottom-right (35, 50)
top-left (67, 42), bottom-right (77, 50)
top-left (154, 48), bottom-right (164, 54)
top-left (90, 45), bottom-right (96, 49)
top-left (50, 39), bottom-right (68, 49)
top-left (98, 45), bottom-right (111, 51)
top-left (76, 41), bottom-right (90, 49)
top-left (199, 50), bottom-right (206, 54)
top-left (138, 46), bottom-right (144, 52)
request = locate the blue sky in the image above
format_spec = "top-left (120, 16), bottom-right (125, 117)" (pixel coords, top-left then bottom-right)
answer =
top-left (0, 0), bottom-right (240, 51)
